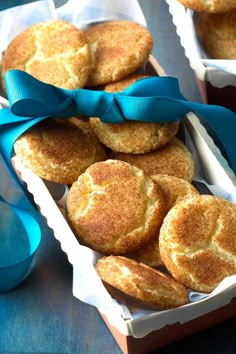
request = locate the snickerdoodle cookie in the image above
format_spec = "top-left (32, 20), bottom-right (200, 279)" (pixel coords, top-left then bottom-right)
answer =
top-left (176, 0), bottom-right (236, 13)
top-left (96, 255), bottom-right (189, 309)
top-left (128, 175), bottom-right (199, 268)
top-left (1, 19), bottom-right (92, 90)
top-left (14, 117), bottom-right (107, 184)
top-left (194, 9), bottom-right (236, 59)
top-left (151, 174), bottom-right (199, 210)
top-left (90, 75), bottom-right (180, 154)
top-left (111, 137), bottom-right (194, 182)
top-left (159, 195), bottom-right (236, 293)
top-left (85, 20), bottom-right (153, 87)
top-left (67, 159), bottom-right (166, 255)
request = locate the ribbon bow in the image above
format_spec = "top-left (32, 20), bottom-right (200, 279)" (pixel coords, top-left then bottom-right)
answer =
top-left (0, 69), bottom-right (236, 174)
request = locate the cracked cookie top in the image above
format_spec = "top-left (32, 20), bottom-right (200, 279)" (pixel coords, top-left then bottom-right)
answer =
top-left (1, 19), bottom-right (92, 91)
top-left (84, 20), bottom-right (153, 87)
top-left (67, 159), bottom-right (166, 255)
top-left (159, 194), bottom-right (236, 293)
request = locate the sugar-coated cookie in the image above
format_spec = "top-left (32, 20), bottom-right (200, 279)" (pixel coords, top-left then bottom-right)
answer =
top-left (176, 0), bottom-right (236, 13)
top-left (14, 117), bottom-right (107, 184)
top-left (111, 137), bottom-right (194, 182)
top-left (67, 159), bottom-right (166, 255)
top-left (90, 75), bottom-right (180, 154)
top-left (159, 195), bottom-right (236, 293)
top-left (96, 256), bottom-right (189, 309)
top-left (128, 175), bottom-right (199, 268)
top-left (151, 174), bottom-right (199, 210)
top-left (1, 20), bottom-right (92, 90)
top-left (85, 20), bottom-right (153, 87)
top-left (194, 10), bottom-right (236, 59)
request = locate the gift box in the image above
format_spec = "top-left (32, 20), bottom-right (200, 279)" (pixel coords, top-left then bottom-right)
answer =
top-left (165, 0), bottom-right (236, 112)
top-left (1, 1), bottom-right (236, 354)
top-left (5, 58), bottom-right (236, 354)
top-left (10, 65), bottom-right (236, 353)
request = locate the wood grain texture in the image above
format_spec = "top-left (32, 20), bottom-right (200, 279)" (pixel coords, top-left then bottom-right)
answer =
top-left (0, 1), bottom-right (235, 354)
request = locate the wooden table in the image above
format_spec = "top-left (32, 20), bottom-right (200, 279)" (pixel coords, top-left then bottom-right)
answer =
top-left (1, 1), bottom-right (236, 353)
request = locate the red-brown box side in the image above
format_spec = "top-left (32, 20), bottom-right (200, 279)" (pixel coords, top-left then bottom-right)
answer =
top-left (195, 76), bottom-right (236, 113)
top-left (99, 297), bottom-right (236, 354)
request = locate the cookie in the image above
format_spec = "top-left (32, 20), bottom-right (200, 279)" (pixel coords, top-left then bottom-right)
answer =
top-left (151, 174), bottom-right (199, 210)
top-left (159, 195), bottom-right (236, 293)
top-left (85, 20), bottom-right (153, 86)
top-left (96, 255), bottom-right (189, 309)
top-left (111, 137), bottom-right (194, 182)
top-left (1, 20), bottom-right (92, 90)
top-left (127, 175), bottom-right (199, 268)
top-left (194, 10), bottom-right (236, 59)
top-left (89, 75), bottom-right (180, 154)
top-left (14, 117), bottom-right (107, 184)
top-left (176, 0), bottom-right (236, 13)
top-left (67, 159), bottom-right (166, 255)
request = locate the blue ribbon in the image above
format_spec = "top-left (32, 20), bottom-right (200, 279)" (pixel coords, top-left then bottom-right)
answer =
top-left (0, 195), bottom-right (41, 292)
top-left (1, 69), bottom-right (236, 174)
top-left (0, 0), bottom-right (39, 11)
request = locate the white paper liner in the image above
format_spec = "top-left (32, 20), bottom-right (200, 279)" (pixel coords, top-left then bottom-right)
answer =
top-left (0, 0), bottom-right (56, 51)
top-left (0, 0), bottom-right (146, 55)
top-left (165, 0), bottom-right (236, 87)
top-left (11, 116), bottom-right (236, 338)
top-left (1, 0), bottom-right (236, 339)
top-left (56, 0), bottom-right (147, 29)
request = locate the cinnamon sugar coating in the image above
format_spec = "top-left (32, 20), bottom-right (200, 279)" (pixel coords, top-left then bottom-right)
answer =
top-left (1, 19), bottom-right (92, 90)
top-left (176, 0), bottom-right (236, 13)
top-left (128, 175), bottom-right (199, 267)
top-left (67, 159), bottom-right (166, 255)
top-left (85, 20), bottom-right (153, 87)
top-left (111, 137), bottom-right (194, 182)
top-left (159, 195), bottom-right (236, 293)
top-left (96, 255), bottom-right (189, 309)
top-left (194, 9), bottom-right (236, 59)
top-left (14, 117), bottom-right (106, 184)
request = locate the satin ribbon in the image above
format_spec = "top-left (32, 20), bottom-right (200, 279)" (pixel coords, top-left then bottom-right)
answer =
top-left (0, 195), bottom-right (41, 292)
top-left (0, 0), bottom-right (37, 11)
top-left (1, 69), bottom-right (236, 174)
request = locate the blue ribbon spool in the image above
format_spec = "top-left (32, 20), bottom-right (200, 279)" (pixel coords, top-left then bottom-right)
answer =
top-left (0, 195), bottom-right (41, 292)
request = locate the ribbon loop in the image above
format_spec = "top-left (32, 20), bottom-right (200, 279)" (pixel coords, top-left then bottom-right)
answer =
top-left (5, 70), bottom-right (74, 117)
top-left (5, 70), bottom-right (126, 121)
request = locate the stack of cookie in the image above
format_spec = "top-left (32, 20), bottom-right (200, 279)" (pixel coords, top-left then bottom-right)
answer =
top-left (176, 0), bottom-right (236, 59)
top-left (2, 18), bottom-right (236, 310)
top-left (67, 159), bottom-right (236, 310)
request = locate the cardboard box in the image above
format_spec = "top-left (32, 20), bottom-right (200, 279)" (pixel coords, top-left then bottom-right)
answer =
top-left (100, 298), bottom-right (236, 354)
top-left (8, 56), bottom-right (236, 354)
top-left (165, 0), bottom-right (236, 112)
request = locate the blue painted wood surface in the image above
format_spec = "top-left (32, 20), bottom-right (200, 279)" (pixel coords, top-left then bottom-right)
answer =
top-left (0, 1), bottom-right (235, 353)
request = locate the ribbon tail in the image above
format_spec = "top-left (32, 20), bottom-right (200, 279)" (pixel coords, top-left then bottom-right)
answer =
top-left (179, 100), bottom-right (236, 173)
